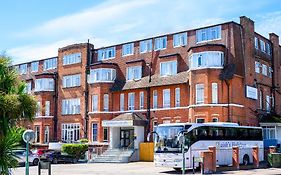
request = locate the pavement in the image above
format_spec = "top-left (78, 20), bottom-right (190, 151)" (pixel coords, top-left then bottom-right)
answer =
top-left (12, 162), bottom-right (281, 175)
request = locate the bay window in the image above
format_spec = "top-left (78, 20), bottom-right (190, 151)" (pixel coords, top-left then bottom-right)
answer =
top-left (175, 88), bottom-right (180, 107)
top-left (163, 89), bottom-right (170, 108)
top-left (189, 51), bottom-right (224, 69)
top-left (196, 84), bottom-right (204, 104)
top-left (92, 95), bottom-right (98, 112)
top-left (88, 68), bottom-right (116, 83)
top-left (212, 83), bottom-right (218, 104)
top-left (103, 94), bottom-right (109, 111)
top-left (128, 93), bottom-right (135, 111)
top-left (35, 78), bottom-right (54, 91)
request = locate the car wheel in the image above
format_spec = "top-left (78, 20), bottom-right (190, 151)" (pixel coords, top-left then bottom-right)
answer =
top-left (52, 158), bottom-right (58, 164)
top-left (33, 158), bottom-right (39, 166)
top-left (242, 154), bottom-right (250, 166)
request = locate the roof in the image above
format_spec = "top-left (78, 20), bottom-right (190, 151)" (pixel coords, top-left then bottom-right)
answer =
top-left (112, 112), bottom-right (147, 121)
top-left (111, 71), bottom-right (189, 91)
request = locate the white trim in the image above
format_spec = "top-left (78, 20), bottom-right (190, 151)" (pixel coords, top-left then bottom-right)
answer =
top-left (35, 116), bottom-right (54, 118)
top-left (88, 103), bottom-right (244, 114)
top-left (189, 67), bottom-right (224, 71)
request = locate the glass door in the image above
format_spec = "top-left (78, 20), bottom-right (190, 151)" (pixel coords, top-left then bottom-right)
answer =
top-left (120, 129), bottom-right (133, 148)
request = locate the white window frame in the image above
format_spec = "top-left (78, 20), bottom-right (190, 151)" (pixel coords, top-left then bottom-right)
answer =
top-left (259, 90), bottom-right (263, 109)
top-left (103, 127), bottom-right (108, 142)
top-left (62, 123), bottom-right (80, 142)
top-left (122, 43), bottom-right (134, 56)
top-left (175, 88), bottom-right (180, 107)
top-left (266, 95), bottom-right (270, 112)
top-left (92, 95), bottom-right (98, 112)
top-left (103, 94), bottom-right (109, 111)
top-left (255, 61), bottom-right (261, 73)
top-left (196, 25), bottom-right (221, 43)
top-left (262, 64), bottom-right (268, 76)
top-left (173, 32), bottom-right (187, 47)
top-left (154, 36), bottom-right (167, 51)
top-left (120, 93), bottom-right (125, 111)
top-left (153, 90), bottom-right (158, 109)
top-left (266, 43), bottom-right (271, 55)
top-left (19, 64), bottom-right (27, 75)
top-left (189, 51), bottom-right (224, 69)
top-left (45, 101), bottom-right (50, 116)
top-left (31, 62), bottom-right (39, 72)
top-left (160, 61), bottom-right (177, 76)
top-left (36, 101), bottom-right (41, 116)
top-left (92, 123), bottom-right (98, 142)
top-left (63, 74), bottom-right (81, 88)
top-left (163, 89), bottom-right (170, 108)
top-left (88, 68), bottom-right (116, 83)
top-left (25, 82), bottom-right (32, 94)
top-left (43, 58), bottom-right (57, 70)
top-left (260, 40), bottom-right (266, 53)
top-left (212, 83), bottom-right (218, 104)
top-left (62, 98), bottom-right (80, 115)
top-left (128, 92), bottom-right (135, 111)
top-left (126, 66), bottom-right (142, 80)
top-left (97, 47), bottom-right (116, 61)
top-left (44, 125), bottom-right (50, 143)
top-left (196, 84), bottom-right (204, 104)
top-left (254, 37), bottom-right (259, 49)
top-left (140, 39), bottom-right (152, 53)
top-left (35, 78), bottom-right (54, 92)
top-left (63, 52), bottom-right (81, 65)
top-left (139, 91), bottom-right (144, 109)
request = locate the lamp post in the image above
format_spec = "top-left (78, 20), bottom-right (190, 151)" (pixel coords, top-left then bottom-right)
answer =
top-left (22, 130), bottom-right (35, 175)
top-left (178, 132), bottom-right (188, 175)
top-left (146, 62), bottom-right (152, 139)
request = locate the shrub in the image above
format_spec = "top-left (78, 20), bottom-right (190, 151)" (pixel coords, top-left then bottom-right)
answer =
top-left (62, 143), bottom-right (88, 159)
top-left (79, 138), bottom-right (89, 143)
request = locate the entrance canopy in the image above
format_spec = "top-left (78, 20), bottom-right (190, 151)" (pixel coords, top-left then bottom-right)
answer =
top-left (102, 113), bottom-right (147, 127)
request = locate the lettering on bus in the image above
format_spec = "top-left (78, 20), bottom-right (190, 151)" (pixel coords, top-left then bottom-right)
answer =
top-left (218, 141), bottom-right (247, 148)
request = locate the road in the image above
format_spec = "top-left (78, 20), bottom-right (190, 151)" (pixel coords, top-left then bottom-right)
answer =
top-left (12, 162), bottom-right (281, 175)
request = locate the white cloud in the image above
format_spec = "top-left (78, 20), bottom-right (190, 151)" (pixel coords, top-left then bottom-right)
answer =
top-left (7, 0), bottom-right (281, 63)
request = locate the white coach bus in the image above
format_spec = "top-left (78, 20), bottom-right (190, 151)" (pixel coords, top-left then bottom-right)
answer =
top-left (152, 122), bottom-right (263, 170)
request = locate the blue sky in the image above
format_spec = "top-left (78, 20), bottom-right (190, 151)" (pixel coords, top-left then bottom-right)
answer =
top-left (1, 0), bottom-right (281, 64)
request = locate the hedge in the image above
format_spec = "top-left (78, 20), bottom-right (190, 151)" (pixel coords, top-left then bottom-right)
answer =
top-left (61, 143), bottom-right (88, 159)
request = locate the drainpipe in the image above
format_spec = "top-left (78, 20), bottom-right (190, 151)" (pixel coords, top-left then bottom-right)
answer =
top-left (53, 72), bottom-right (58, 141)
top-left (146, 63), bottom-right (152, 140)
top-left (84, 40), bottom-right (90, 139)
top-left (270, 42), bottom-right (275, 114)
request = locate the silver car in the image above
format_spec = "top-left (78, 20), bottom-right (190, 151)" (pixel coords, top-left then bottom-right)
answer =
top-left (13, 149), bottom-right (40, 166)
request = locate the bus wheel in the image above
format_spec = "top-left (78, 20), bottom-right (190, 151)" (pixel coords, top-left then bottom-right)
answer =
top-left (173, 168), bottom-right (181, 172)
top-left (242, 154), bottom-right (250, 166)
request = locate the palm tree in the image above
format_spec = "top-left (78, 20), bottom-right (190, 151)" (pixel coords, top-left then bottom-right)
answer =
top-left (0, 55), bottom-right (37, 174)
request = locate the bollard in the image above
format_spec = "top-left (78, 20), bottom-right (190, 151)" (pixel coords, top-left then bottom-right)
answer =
top-left (208, 146), bottom-right (216, 172)
top-left (252, 146), bottom-right (259, 168)
top-left (269, 146), bottom-right (276, 154)
top-left (200, 151), bottom-right (214, 174)
top-left (232, 146), bottom-right (239, 170)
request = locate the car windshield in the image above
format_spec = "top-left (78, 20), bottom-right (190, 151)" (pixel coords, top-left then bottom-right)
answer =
top-left (155, 125), bottom-right (185, 153)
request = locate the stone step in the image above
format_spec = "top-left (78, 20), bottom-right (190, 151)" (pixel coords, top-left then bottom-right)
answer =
top-left (91, 149), bottom-right (135, 163)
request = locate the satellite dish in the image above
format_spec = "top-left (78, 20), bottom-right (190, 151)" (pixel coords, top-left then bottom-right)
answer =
top-left (22, 130), bottom-right (35, 143)
top-left (219, 63), bottom-right (235, 80)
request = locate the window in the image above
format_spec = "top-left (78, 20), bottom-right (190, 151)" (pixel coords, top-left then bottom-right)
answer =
top-left (35, 78), bottom-right (54, 91)
top-left (140, 39), bottom-right (152, 53)
top-left (163, 89), bottom-right (170, 108)
top-left (266, 95), bottom-right (270, 112)
top-left (263, 126), bottom-right (276, 139)
top-left (173, 32), bottom-right (187, 47)
top-left (45, 101), bottom-right (50, 116)
top-left (260, 40), bottom-right (266, 53)
top-left (190, 51), bottom-right (224, 69)
top-left (43, 58), bottom-right (57, 70)
top-left (35, 125), bottom-right (40, 143)
top-left (259, 90), bottom-right (263, 109)
top-left (140, 91), bottom-right (144, 109)
top-left (62, 123), bottom-right (80, 142)
top-left (175, 88), bottom-right (180, 107)
top-left (63, 74), bottom-right (81, 88)
top-left (154, 36), bottom-right (167, 50)
top-left (62, 98), bottom-right (80, 115)
top-left (44, 126), bottom-right (50, 143)
top-left (255, 61), bottom-right (261, 73)
top-left (31, 62), bottom-right (39, 72)
top-left (19, 64), bottom-right (27, 74)
top-left (212, 118), bottom-right (218, 122)
top-left (128, 93), bottom-right (135, 111)
top-left (103, 94), bottom-right (109, 111)
top-left (24, 82), bottom-right (32, 94)
top-left (153, 90), bottom-right (158, 109)
top-left (196, 118), bottom-right (205, 123)
top-left (103, 127), bottom-right (108, 142)
top-left (92, 95), bottom-right (98, 112)
top-left (262, 64), bottom-right (267, 76)
top-left (160, 61), bottom-right (177, 76)
top-left (88, 68), bottom-right (116, 83)
top-left (14, 65), bottom-right (19, 73)
top-left (63, 52), bottom-right (81, 65)
top-left (127, 66), bottom-right (142, 80)
top-left (36, 101), bottom-right (41, 116)
top-left (196, 84), bottom-right (204, 104)
top-left (196, 25), bottom-right (221, 43)
top-left (254, 37), bottom-right (259, 49)
top-left (266, 43), bottom-right (271, 55)
top-left (97, 47), bottom-right (115, 60)
top-left (120, 93), bottom-right (124, 111)
top-left (269, 67), bottom-right (273, 78)
top-left (92, 123), bottom-right (98, 141)
top-left (122, 43), bottom-right (134, 56)
top-left (212, 83), bottom-right (218, 104)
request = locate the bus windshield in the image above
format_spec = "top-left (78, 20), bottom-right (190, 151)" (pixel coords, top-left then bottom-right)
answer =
top-left (155, 125), bottom-right (185, 153)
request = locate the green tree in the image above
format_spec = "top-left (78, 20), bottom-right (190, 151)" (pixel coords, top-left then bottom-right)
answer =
top-left (0, 55), bottom-right (37, 174)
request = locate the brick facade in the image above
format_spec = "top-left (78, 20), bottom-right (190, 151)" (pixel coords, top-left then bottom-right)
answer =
top-left (16, 16), bottom-right (281, 144)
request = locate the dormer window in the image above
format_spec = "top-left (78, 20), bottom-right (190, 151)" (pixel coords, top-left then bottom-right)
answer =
top-left (196, 25), bottom-right (221, 43)
top-left (122, 43), bottom-right (134, 56)
top-left (154, 36), bottom-right (167, 51)
top-left (97, 47), bottom-right (115, 61)
top-left (88, 68), bottom-right (116, 83)
top-left (160, 61), bottom-right (177, 76)
top-left (127, 66), bottom-right (142, 80)
top-left (140, 39), bottom-right (152, 53)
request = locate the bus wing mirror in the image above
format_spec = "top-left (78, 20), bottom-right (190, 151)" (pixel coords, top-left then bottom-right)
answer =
top-left (147, 131), bottom-right (159, 142)
top-left (178, 134), bottom-right (184, 145)
top-left (147, 132), bottom-right (151, 142)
